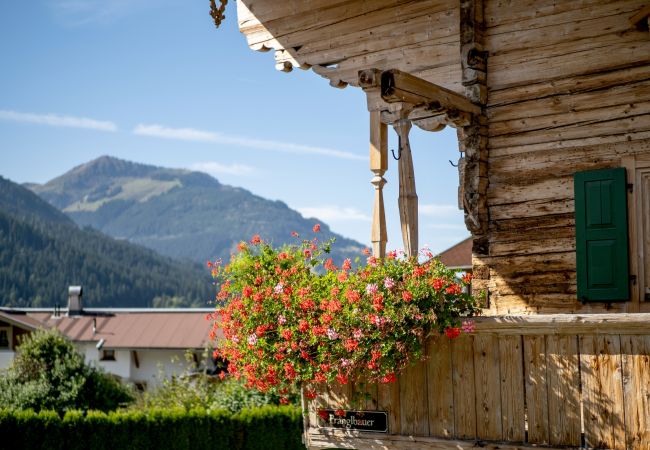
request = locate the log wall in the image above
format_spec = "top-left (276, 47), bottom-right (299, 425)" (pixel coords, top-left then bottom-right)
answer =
top-left (304, 315), bottom-right (650, 450)
top-left (236, 1), bottom-right (650, 312)
top-left (475, 0), bottom-right (650, 314)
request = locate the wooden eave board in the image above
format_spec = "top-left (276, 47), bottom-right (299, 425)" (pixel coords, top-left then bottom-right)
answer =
top-left (237, 0), bottom-right (462, 91)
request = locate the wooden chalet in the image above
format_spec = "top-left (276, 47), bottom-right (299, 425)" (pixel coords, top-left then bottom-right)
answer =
top-left (225, 1), bottom-right (650, 449)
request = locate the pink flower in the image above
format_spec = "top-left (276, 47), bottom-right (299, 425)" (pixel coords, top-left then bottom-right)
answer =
top-left (291, 231), bottom-right (299, 237)
top-left (462, 320), bottom-right (475, 333)
top-left (274, 283), bottom-right (284, 294)
top-left (313, 223), bottom-right (321, 232)
top-left (250, 234), bottom-right (261, 245)
top-left (342, 259), bottom-right (352, 271)
top-left (362, 248), bottom-right (371, 256)
top-left (353, 329), bottom-right (363, 339)
top-left (327, 328), bottom-right (339, 340)
top-left (278, 315), bottom-right (287, 325)
top-left (367, 256), bottom-right (378, 267)
top-left (365, 283), bottom-right (378, 295)
top-left (247, 334), bottom-right (258, 345)
top-left (383, 277), bottom-right (395, 289)
top-left (304, 249), bottom-right (312, 258)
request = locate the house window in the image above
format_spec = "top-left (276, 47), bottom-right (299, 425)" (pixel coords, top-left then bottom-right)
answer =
top-left (574, 167), bottom-right (629, 302)
top-left (0, 328), bottom-right (10, 349)
top-left (100, 349), bottom-right (116, 361)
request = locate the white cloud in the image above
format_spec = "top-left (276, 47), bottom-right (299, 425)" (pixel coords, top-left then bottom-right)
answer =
top-left (189, 161), bottom-right (256, 176)
top-left (419, 203), bottom-right (460, 217)
top-left (0, 110), bottom-right (117, 132)
top-left (298, 205), bottom-right (371, 223)
top-left (132, 123), bottom-right (365, 161)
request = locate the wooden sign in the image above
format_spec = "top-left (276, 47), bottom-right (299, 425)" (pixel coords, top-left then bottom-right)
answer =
top-left (317, 409), bottom-right (388, 433)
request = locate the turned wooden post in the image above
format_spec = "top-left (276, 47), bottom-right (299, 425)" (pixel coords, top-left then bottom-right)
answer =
top-left (394, 119), bottom-right (418, 257)
top-left (370, 110), bottom-right (388, 258)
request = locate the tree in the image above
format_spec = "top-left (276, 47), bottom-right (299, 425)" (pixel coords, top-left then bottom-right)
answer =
top-left (0, 328), bottom-right (134, 412)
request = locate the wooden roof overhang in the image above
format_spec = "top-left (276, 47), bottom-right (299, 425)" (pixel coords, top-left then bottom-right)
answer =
top-left (236, 0), bottom-right (489, 255)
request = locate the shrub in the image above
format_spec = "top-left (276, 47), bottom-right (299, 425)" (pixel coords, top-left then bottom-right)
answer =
top-left (0, 406), bottom-right (305, 450)
top-left (0, 328), bottom-right (134, 412)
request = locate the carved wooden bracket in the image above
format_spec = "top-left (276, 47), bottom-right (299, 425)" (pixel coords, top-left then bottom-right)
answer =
top-left (358, 68), bottom-right (480, 131)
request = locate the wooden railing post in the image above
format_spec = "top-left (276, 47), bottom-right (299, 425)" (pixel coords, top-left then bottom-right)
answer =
top-left (394, 119), bottom-right (418, 257)
top-left (370, 110), bottom-right (388, 258)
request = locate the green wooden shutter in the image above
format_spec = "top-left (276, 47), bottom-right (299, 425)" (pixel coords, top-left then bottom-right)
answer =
top-left (574, 167), bottom-right (629, 302)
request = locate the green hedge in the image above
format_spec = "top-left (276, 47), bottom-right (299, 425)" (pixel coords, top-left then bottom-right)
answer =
top-left (0, 406), bottom-right (305, 450)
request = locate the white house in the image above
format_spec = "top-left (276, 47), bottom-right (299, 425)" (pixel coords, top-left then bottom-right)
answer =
top-left (0, 287), bottom-right (217, 389)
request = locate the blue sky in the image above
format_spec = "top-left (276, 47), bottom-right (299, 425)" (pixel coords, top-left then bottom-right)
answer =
top-left (0, 0), bottom-right (468, 253)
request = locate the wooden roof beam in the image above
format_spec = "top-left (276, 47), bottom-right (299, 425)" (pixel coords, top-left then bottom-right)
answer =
top-left (380, 69), bottom-right (481, 116)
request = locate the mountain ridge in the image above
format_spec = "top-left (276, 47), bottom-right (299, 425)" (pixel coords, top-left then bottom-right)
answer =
top-left (29, 156), bottom-right (364, 264)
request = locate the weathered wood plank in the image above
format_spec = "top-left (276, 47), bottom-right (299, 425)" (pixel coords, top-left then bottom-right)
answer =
top-left (621, 335), bottom-right (650, 450)
top-left (399, 360), bottom-right (429, 436)
top-left (377, 379), bottom-right (401, 435)
top-left (306, 429), bottom-right (584, 450)
top-left (486, 1), bottom-right (644, 52)
top-left (498, 335), bottom-right (525, 442)
top-left (488, 79), bottom-right (650, 123)
top-left (489, 101), bottom-right (650, 141)
top-left (364, 383), bottom-right (379, 411)
top-left (546, 335), bottom-right (581, 446)
top-left (490, 113), bottom-right (650, 151)
top-left (488, 129), bottom-right (650, 159)
top-left (490, 199), bottom-right (574, 221)
top-left (483, 0), bottom-right (641, 29)
top-left (523, 335), bottom-right (549, 444)
top-left (451, 334), bottom-right (476, 440)
top-left (488, 33), bottom-right (649, 90)
top-left (488, 64), bottom-right (650, 108)
top-left (491, 293), bottom-right (633, 315)
top-left (276, 3), bottom-right (458, 67)
top-left (580, 335), bottom-right (626, 450)
top-left (426, 336), bottom-right (454, 439)
top-left (473, 334), bottom-right (502, 440)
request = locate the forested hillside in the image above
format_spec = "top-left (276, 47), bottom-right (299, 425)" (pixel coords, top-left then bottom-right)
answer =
top-left (0, 176), bottom-right (212, 308)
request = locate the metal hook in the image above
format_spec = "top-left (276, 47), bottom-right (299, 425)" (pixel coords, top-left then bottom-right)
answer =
top-left (449, 159), bottom-right (458, 167)
top-left (391, 135), bottom-right (402, 160)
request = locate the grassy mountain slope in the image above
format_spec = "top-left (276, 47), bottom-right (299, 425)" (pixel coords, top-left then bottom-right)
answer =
top-left (0, 176), bottom-right (212, 308)
top-left (30, 156), bottom-right (364, 265)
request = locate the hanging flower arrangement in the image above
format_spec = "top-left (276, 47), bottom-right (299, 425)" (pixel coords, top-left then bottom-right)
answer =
top-left (208, 225), bottom-right (481, 402)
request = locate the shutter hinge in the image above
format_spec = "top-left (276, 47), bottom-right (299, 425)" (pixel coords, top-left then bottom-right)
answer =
top-left (627, 183), bottom-right (633, 192)
top-left (629, 274), bottom-right (637, 285)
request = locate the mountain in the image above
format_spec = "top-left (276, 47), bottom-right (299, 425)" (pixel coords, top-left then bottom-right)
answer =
top-left (29, 156), bottom-right (365, 265)
top-left (0, 176), bottom-right (212, 308)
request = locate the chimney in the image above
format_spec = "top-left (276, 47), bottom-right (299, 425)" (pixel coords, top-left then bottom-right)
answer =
top-left (67, 286), bottom-right (83, 316)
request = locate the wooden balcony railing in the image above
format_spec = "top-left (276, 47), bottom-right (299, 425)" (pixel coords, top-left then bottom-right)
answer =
top-left (303, 314), bottom-right (650, 450)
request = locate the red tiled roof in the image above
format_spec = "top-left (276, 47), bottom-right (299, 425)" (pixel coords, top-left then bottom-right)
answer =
top-left (0, 311), bottom-right (41, 330)
top-left (437, 237), bottom-right (472, 269)
top-left (17, 311), bottom-right (219, 349)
